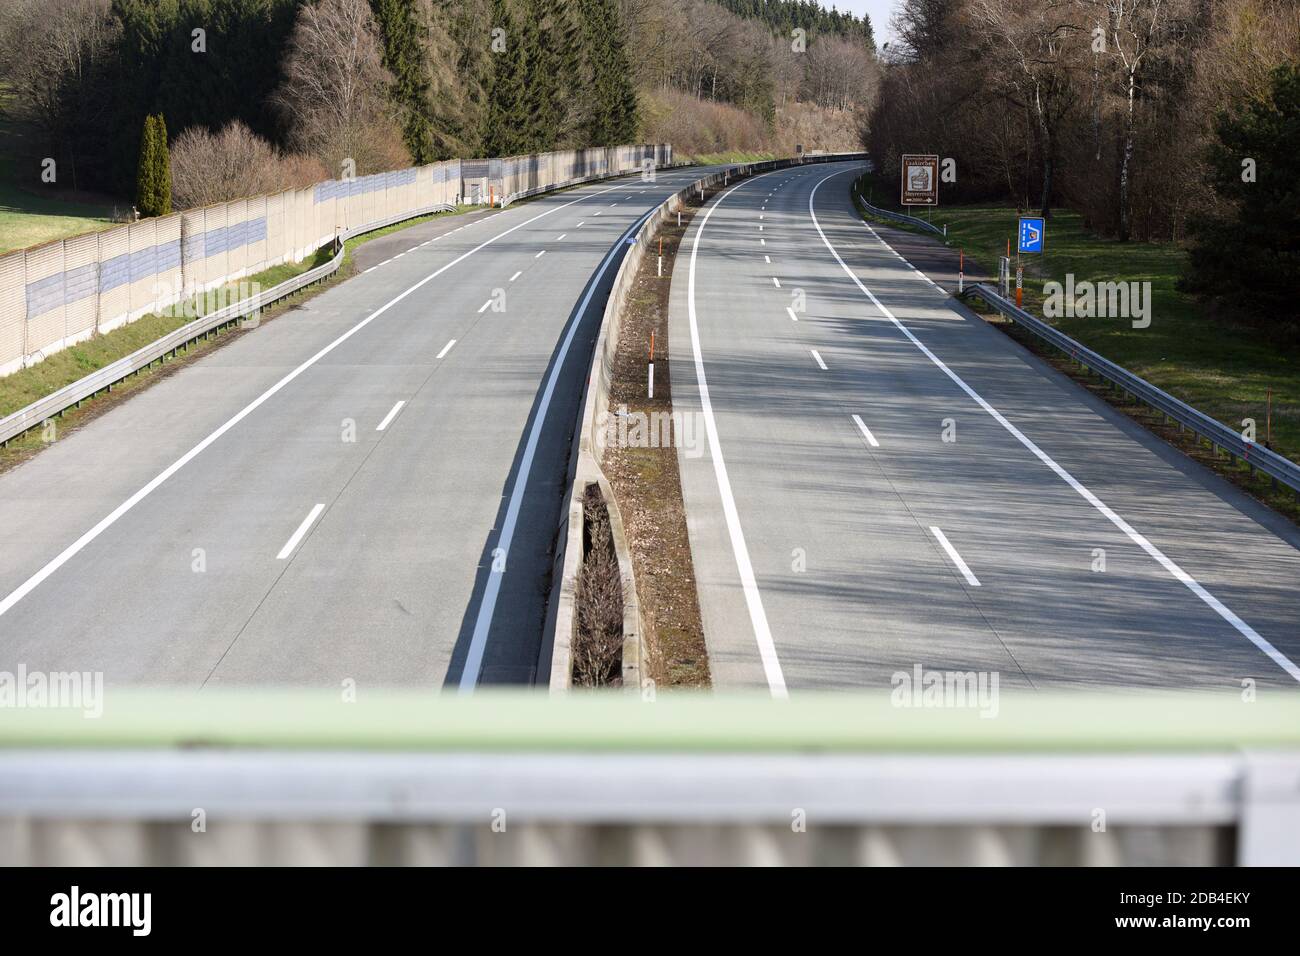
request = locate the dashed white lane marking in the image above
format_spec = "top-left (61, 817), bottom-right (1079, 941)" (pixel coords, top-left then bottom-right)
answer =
top-left (277, 504), bottom-right (325, 560)
top-left (764, 255), bottom-right (771, 263)
top-left (0, 177), bottom-right (631, 623)
top-left (478, 299), bottom-right (493, 313)
top-left (376, 401), bottom-right (406, 432)
top-left (930, 527), bottom-right (981, 586)
top-left (436, 339), bottom-right (456, 359)
top-left (809, 168), bottom-right (1300, 684)
top-left (509, 271), bottom-right (522, 282)
top-left (555, 233), bottom-right (566, 241)
top-left (576, 221), bottom-right (585, 227)
top-left (535, 249), bottom-right (546, 258)
top-left (810, 349), bottom-right (827, 370)
top-left (772, 277), bottom-right (781, 288)
top-left (785, 307), bottom-right (798, 322)
top-left (851, 414), bottom-right (880, 448)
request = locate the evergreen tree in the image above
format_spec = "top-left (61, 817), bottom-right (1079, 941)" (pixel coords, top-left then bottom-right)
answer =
top-left (371, 0), bottom-right (436, 163)
top-left (482, 0), bottom-right (533, 155)
top-left (578, 0), bottom-right (638, 146)
top-left (1182, 63), bottom-right (1300, 340)
top-left (135, 113), bottom-right (172, 217)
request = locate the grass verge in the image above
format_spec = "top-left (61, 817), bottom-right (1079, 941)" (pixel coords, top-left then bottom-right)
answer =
top-left (601, 183), bottom-right (715, 688)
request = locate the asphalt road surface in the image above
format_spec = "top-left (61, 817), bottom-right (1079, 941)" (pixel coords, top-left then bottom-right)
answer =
top-left (669, 160), bottom-right (1300, 695)
top-left (0, 165), bottom-right (720, 691)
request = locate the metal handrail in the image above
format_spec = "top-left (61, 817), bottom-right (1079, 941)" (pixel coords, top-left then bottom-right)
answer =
top-left (963, 282), bottom-right (1300, 493)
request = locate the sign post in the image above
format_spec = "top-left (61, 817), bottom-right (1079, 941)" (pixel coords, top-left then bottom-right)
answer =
top-left (900, 154), bottom-right (939, 209)
top-left (1016, 217), bottom-right (1045, 308)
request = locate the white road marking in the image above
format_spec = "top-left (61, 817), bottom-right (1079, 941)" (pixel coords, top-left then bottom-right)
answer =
top-left (764, 255), bottom-right (771, 263)
top-left (535, 249), bottom-right (546, 258)
top-left (760, 238), bottom-right (765, 245)
top-left (785, 307), bottom-right (798, 322)
top-left (458, 204), bottom-right (664, 693)
top-left (851, 414), bottom-right (880, 448)
top-left (509, 271), bottom-right (522, 282)
top-left (436, 339), bottom-right (456, 359)
top-left (810, 349), bottom-right (827, 370)
top-left (930, 527), bottom-right (980, 586)
top-left (376, 401), bottom-right (406, 431)
top-left (555, 233), bottom-right (566, 241)
top-left (277, 504), bottom-right (325, 560)
top-left (772, 277), bottom-right (781, 288)
top-left (0, 180), bottom-right (629, 623)
top-left (686, 173), bottom-right (789, 699)
top-left (576, 221), bottom-right (585, 227)
top-left (364, 266), bottom-right (376, 273)
top-left (760, 214), bottom-right (764, 220)
top-left (478, 299), bottom-right (493, 313)
top-left (594, 211), bottom-right (602, 216)
top-left (808, 169), bottom-right (1300, 684)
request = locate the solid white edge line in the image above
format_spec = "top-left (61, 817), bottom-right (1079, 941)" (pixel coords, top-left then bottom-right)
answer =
top-left (0, 178), bottom-right (638, 622)
top-left (810, 169), bottom-right (1300, 684)
top-left (810, 349), bottom-right (827, 370)
top-left (688, 173), bottom-right (789, 699)
top-left (376, 400), bottom-right (406, 432)
top-left (436, 339), bottom-right (456, 359)
top-left (929, 526), bottom-right (981, 587)
top-left (457, 204), bottom-right (663, 694)
top-left (276, 504), bottom-right (326, 561)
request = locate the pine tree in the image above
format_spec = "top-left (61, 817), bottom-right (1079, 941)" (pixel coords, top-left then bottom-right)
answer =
top-left (482, 0), bottom-right (532, 156)
top-left (154, 113), bottom-right (172, 215)
top-left (371, 0), bottom-right (436, 163)
top-left (135, 114), bottom-right (173, 217)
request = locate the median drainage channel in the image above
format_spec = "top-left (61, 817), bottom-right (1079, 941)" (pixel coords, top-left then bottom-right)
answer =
top-left (566, 174), bottom-right (751, 690)
top-left (0, 207), bottom-right (476, 477)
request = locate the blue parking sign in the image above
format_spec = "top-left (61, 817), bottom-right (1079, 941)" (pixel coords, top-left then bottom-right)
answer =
top-left (1018, 217), bottom-right (1045, 254)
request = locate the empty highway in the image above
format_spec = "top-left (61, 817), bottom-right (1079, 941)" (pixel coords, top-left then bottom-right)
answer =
top-left (0, 166), bottom-right (719, 691)
top-left (670, 161), bottom-right (1300, 694)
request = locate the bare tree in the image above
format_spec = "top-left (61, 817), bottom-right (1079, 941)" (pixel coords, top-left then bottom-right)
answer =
top-left (971, 0), bottom-right (1086, 217)
top-left (170, 121), bottom-right (328, 210)
top-left (272, 0), bottom-right (408, 177)
top-left (0, 0), bottom-right (119, 194)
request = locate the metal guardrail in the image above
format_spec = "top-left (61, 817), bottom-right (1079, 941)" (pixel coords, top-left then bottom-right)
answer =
top-left (856, 191), bottom-right (945, 236)
top-left (0, 202), bottom-right (453, 448)
top-left (853, 184), bottom-right (1300, 494)
top-left (963, 283), bottom-right (1300, 494)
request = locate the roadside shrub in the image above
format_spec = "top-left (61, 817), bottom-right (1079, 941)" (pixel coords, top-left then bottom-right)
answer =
top-left (170, 121), bottom-right (327, 210)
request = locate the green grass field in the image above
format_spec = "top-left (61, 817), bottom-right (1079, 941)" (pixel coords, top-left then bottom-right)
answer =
top-left (0, 98), bottom-right (117, 255)
top-left (852, 174), bottom-right (1300, 468)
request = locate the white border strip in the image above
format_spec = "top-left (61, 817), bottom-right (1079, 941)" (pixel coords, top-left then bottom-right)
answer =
top-left (688, 175), bottom-right (789, 699)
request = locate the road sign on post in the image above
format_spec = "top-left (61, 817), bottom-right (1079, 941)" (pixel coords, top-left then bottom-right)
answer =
top-left (1018, 217), bottom-right (1045, 254)
top-left (900, 154), bottom-right (939, 207)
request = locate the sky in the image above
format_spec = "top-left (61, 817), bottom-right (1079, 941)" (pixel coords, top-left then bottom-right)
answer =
top-left (825, 0), bottom-right (902, 48)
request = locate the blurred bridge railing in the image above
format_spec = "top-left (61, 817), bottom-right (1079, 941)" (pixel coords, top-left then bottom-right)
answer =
top-left (1, 691), bottom-right (1297, 866)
